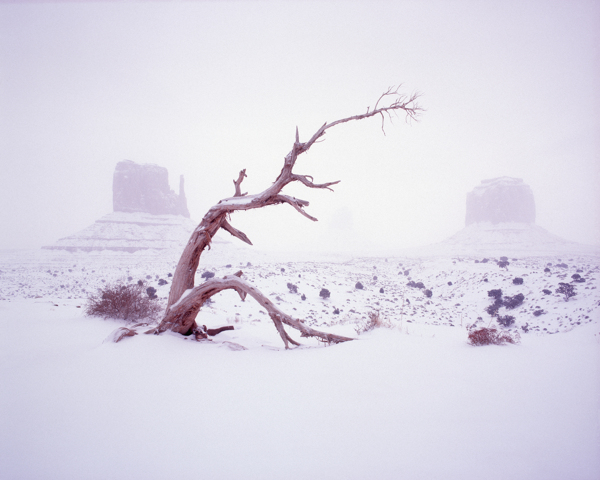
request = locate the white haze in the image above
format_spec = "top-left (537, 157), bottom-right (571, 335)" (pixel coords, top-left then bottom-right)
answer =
top-left (0, 0), bottom-right (598, 253)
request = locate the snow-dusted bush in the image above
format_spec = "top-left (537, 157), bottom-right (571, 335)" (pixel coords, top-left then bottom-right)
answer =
top-left (556, 283), bottom-right (576, 302)
top-left (85, 282), bottom-right (162, 322)
top-left (497, 315), bottom-right (515, 327)
top-left (488, 289), bottom-right (502, 300)
top-left (486, 300), bottom-right (502, 317)
top-left (287, 283), bottom-right (298, 294)
top-left (424, 289), bottom-right (432, 298)
top-left (503, 293), bottom-right (525, 310)
top-left (468, 327), bottom-right (520, 346)
top-left (354, 310), bottom-right (391, 335)
top-left (319, 288), bottom-right (330, 299)
top-left (512, 277), bottom-right (523, 285)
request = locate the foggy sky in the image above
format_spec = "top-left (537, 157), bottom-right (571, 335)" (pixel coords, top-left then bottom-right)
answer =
top-left (1, 0), bottom-right (598, 253)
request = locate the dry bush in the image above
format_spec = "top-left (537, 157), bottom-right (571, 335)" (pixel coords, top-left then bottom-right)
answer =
top-left (468, 327), bottom-right (520, 346)
top-left (354, 310), bottom-right (392, 335)
top-left (85, 282), bottom-right (163, 322)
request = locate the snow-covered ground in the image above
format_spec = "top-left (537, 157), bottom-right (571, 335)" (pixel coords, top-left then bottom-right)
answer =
top-left (1, 246), bottom-right (599, 479)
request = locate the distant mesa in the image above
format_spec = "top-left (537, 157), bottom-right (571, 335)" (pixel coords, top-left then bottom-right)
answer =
top-left (43, 160), bottom-right (197, 253)
top-left (113, 159), bottom-right (190, 217)
top-left (465, 177), bottom-right (535, 226)
top-left (418, 176), bottom-right (597, 256)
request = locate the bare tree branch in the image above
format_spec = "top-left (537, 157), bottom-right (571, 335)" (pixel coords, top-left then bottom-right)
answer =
top-left (233, 169), bottom-right (247, 197)
top-left (156, 274), bottom-right (354, 348)
top-left (157, 85), bottom-right (423, 346)
top-left (221, 218), bottom-right (253, 245)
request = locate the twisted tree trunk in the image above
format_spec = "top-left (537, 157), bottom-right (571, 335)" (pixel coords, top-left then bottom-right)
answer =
top-left (154, 87), bottom-right (422, 347)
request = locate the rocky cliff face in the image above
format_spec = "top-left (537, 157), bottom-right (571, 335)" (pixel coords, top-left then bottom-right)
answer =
top-left (113, 160), bottom-right (190, 217)
top-left (466, 177), bottom-right (535, 226)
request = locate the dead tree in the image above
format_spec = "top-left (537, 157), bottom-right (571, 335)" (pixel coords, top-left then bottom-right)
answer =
top-left (152, 87), bottom-right (422, 348)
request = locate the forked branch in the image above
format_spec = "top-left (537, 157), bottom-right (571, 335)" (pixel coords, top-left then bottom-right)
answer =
top-left (157, 86), bottom-right (422, 347)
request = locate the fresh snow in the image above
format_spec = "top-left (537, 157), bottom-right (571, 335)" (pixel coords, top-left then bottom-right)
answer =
top-left (0, 246), bottom-right (599, 479)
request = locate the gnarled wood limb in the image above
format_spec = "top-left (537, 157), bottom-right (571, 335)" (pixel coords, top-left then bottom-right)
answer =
top-left (233, 169), bottom-right (247, 197)
top-left (159, 86), bottom-right (422, 345)
top-left (158, 274), bottom-right (353, 348)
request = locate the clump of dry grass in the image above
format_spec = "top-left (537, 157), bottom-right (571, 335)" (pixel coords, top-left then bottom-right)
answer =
top-left (468, 327), bottom-right (520, 346)
top-left (354, 310), bottom-right (392, 335)
top-left (85, 282), bottom-right (163, 322)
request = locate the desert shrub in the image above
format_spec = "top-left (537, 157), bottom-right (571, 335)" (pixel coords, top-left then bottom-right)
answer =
top-left (85, 282), bottom-right (162, 322)
top-left (512, 277), bottom-right (523, 285)
top-left (355, 282), bottom-right (364, 290)
top-left (301, 294), bottom-right (306, 301)
top-left (497, 315), bottom-right (515, 327)
top-left (500, 256), bottom-right (508, 262)
top-left (146, 287), bottom-right (157, 299)
top-left (287, 283), bottom-right (298, 294)
top-left (503, 293), bottom-right (525, 309)
top-left (146, 275), bottom-right (152, 279)
top-left (333, 308), bottom-right (340, 315)
top-left (556, 263), bottom-right (568, 269)
top-left (468, 327), bottom-right (520, 346)
top-left (448, 281), bottom-right (453, 286)
top-left (201, 271), bottom-right (215, 280)
top-left (485, 299), bottom-right (502, 317)
top-left (556, 283), bottom-right (576, 302)
top-left (379, 287), bottom-right (384, 294)
top-left (573, 277), bottom-right (586, 283)
top-left (424, 289), bottom-right (432, 298)
top-left (488, 289), bottom-right (503, 300)
top-left (542, 289), bottom-right (551, 295)
top-left (167, 273), bottom-right (173, 277)
top-left (319, 288), bottom-right (330, 299)
top-left (498, 260), bottom-right (510, 269)
top-left (354, 310), bottom-right (391, 335)
top-left (373, 276), bottom-right (377, 281)
top-left (544, 268), bottom-right (550, 273)
top-left (481, 258), bottom-right (489, 263)
top-left (571, 273), bottom-right (580, 280)
top-left (158, 279), bottom-right (168, 286)
top-left (280, 268), bottom-right (285, 273)
top-left (533, 309), bottom-right (545, 317)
